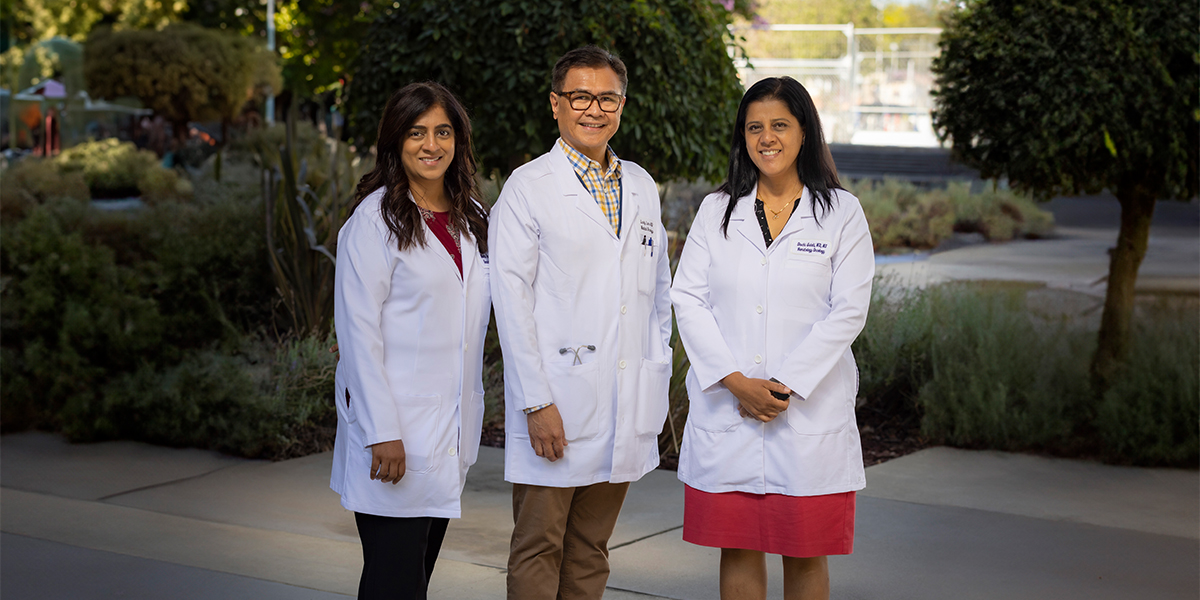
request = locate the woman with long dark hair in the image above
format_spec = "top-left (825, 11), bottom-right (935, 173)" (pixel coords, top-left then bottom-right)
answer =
top-left (330, 81), bottom-right (491, 600)
top-left (671, 77), bottom-right (874, 600)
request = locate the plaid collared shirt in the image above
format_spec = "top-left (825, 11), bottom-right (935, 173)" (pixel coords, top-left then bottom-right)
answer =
top-left (558, 138), bottom-right (623, 236)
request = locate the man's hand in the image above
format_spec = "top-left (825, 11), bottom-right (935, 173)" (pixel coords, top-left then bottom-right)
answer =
top-left (722, 372), bottom-right (791, 422)
top-left (368, 439), bottom-right (406, 484)
top-left (329, 343), bottom-right (339, 362)
top-left (527, 404), bottom-right (568, 462)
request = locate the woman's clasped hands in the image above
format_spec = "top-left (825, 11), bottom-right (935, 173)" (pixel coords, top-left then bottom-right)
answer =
top-left (721, 371), bottom-right (792, 422)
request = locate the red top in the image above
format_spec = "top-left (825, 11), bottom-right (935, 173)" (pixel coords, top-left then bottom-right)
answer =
top-left (424, 210), bottom-right (462, 275)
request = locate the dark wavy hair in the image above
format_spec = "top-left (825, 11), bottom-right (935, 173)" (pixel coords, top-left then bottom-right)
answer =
top-left (718, 76), bottom-right (842, 236)
top-left (351, 82), bottom-right (488, 253)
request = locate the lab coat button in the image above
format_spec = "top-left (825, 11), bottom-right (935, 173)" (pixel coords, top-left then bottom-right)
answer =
top-left (756, 305), bottom-right (763, 314)
top-left (621, 305), bottom-right (627, 314)
top-left (760, 257), bottom-right (767, 265)
top-left (449, 447), bottom-right (457, 456)
top-left (619, 360), bottom-right (627, 369)
top-left (754, 354), bottom-right (762, 364)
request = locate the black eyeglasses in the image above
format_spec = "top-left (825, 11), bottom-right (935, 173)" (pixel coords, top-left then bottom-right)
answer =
top-left (555, 91), bottom-right (624, 113)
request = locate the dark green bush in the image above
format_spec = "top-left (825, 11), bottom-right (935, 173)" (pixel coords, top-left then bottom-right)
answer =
top-left (853, 279), bottom-right (1198, 467)
top-left (1, 199), bottom-right (165, 430)
top-left (0, 186), bottom-right (273, 433)
top-left (96, 333), bottom-right (337, 459)
top-left (914, 284), bottom-right (1093, 451)
top-left (1095, 300), bottom-right (1200, 466)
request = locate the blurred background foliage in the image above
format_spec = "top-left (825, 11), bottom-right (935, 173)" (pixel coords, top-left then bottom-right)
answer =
top-left (349, 0), bottom-right (746, 182)
top-left (0, 0), bottom-right (1193, 469)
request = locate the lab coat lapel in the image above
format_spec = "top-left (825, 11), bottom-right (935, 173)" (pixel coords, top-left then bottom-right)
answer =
top-left (459, 225), bottom-right (476, 288)
top-left (551, 144), bottom-right (618, 241)
top-left (734, 184), bottom-right (767, 256)
top-left (618, 177), bottom-right (640, 242)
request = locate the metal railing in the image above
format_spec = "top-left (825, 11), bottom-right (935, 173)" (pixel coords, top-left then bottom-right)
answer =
top-left (733, 24), bottom-right (943, 147)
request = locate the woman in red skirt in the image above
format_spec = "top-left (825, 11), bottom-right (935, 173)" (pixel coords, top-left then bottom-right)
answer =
top-left (670, 76), bottom-right (874, 600)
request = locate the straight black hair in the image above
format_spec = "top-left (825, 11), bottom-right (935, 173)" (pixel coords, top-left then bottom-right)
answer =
top-left (351, 82), bottom-right (488, 253)
top-left (717, 76), bottom-right (842, 236)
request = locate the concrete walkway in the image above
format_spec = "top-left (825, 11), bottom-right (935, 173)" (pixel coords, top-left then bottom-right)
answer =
top-left (2, 433), bottom-right (1197, 599)
top-left (3, 196), bottom-right (1197, 599)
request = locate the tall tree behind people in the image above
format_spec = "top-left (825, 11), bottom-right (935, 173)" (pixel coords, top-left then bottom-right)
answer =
top-left (930, 0), bottom-right (1198, 389)
top-left (348, 0), bottom-right (748, 182)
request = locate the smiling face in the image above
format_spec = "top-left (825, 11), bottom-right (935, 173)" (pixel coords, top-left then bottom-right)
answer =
top-left (550, 66), bottom-right (625, 165)
top-left (400, 104), bottom-right (455, 193)
top-left (744, 98), bottom-right (804, 183)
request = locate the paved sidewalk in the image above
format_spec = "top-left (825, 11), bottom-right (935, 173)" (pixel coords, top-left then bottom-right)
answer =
top-left (2, 432), bottom-right (1197, 599)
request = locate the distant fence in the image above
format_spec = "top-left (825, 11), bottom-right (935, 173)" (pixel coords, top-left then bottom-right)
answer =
top-left (734, 24), bottom-right (943, 147)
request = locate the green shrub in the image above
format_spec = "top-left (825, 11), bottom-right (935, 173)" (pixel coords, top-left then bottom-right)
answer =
top-left (852, 281), bottom-right (936, 423)
top-left (0, 199), bottom-right (166, 430)
top-left (853, 179), bottom-right (1054, 251)
top-left (95, 332), bottom-right (337, 459)
top-left (946, 183), bottom-right (1055, 241)
top-left (853, 279), bottom-right (1198, 467)
top-left (856, 179), bottom-right (955, 250)
top-left (0, 157), bottom-right (90, 220)
top-left (1095, 300), bottom-right (1200, 466)
top-left (914, 283), bottom-right (1093, 450)
top-left (0, 183), bottom-right (274, 432)
top-left (56, 138), bottom-right (190, 202)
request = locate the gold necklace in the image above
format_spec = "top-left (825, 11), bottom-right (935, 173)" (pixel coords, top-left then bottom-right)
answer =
top-left (760, 186), bottom-right (802, 220)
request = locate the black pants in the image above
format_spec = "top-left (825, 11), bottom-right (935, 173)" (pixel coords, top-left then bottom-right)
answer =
top-left (354, 512), bottom-right (449, 600)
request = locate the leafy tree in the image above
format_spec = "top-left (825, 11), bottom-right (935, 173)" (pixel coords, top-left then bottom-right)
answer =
top-left (348, 0), bottom-right (746, 182)
top-left (1, 0), bottom-right (183, 91)
top-left (5, 0), bottom-right (181, 46)
top-left (83, 23), bottom-right (281, 139)
top-left (183, 0), bottom-right (395, 98)
top-left (931, 0), bottom-right (1198, 387)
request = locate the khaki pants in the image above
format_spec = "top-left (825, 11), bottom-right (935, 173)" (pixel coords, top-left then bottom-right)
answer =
top-left (507, 482), bottom-right (631, 600)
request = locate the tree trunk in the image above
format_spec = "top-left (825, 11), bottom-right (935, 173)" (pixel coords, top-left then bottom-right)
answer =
top-left (1090, 183), bottom-right (1157, 391)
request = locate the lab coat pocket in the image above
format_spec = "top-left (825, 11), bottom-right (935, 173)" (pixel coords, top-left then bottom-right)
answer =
top-left (634, 359), bottom-right (671, 436)
top-left (782, 256), bottom-right (832, 309)
top-left (687, 386), bottom-right (743, 433)
top-left (397, 393), bottom-right (443, 474)
top-left (783, 365), bottom-right (851, 435)
top-left (638, 253), bottom-right (657, 296)
top-left (545, 361), bottom-right (600, 441)
top-left (463, 390), bottom-right (485, 467)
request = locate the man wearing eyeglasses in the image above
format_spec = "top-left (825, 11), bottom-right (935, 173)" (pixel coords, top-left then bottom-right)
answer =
top-left (489, 46), bottom-right (673, 600)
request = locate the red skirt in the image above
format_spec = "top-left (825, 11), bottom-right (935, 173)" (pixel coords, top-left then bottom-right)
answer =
top-left (682, 485), bottom-right (856, 557)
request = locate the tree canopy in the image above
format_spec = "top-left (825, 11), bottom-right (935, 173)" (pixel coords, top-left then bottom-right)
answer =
top-left (932, 0), bottom-right (1197, 202)
top-left (84, 23), bottom-right (281, 137)
top-left (931, 0), bottom-right (1198, 384)
top-left (348, 0), bottom-right (746, 182)
top-left (183, 0), bottom-right (397, 98)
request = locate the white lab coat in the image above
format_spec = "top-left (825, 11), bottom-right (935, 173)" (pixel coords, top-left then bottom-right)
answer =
top-left (489, 143), bottom-right (673, 487)
top-left (329, 187), bottom-right (491, 518)
top-left (671, 185), bottom-right (873, 496)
